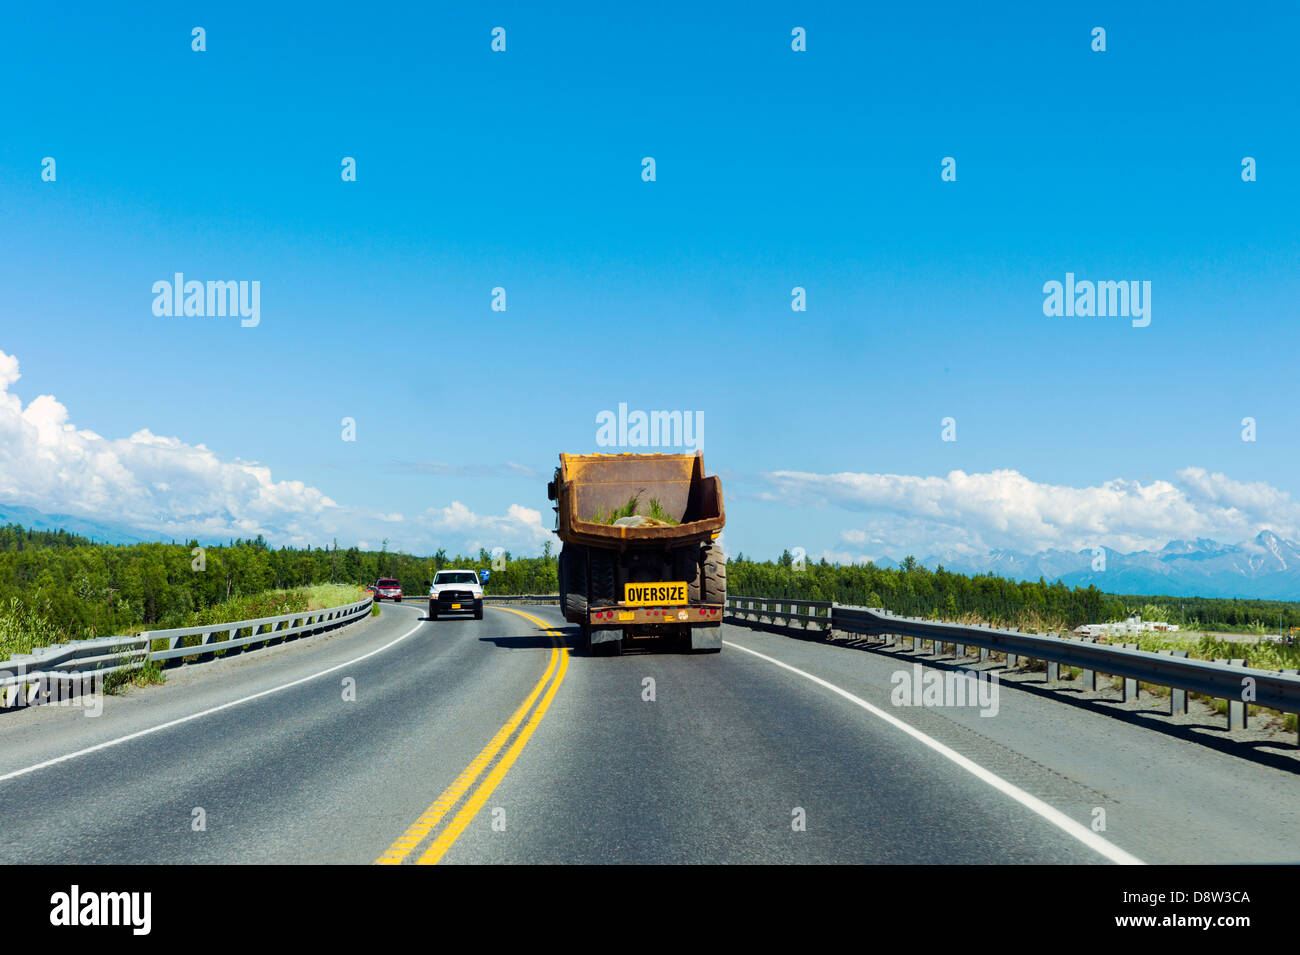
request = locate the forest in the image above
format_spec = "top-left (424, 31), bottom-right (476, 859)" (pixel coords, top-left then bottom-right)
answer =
top-left (0, 524), bottom-right (555, 645)
top-left (1, 525), bottom-right (1295, 657)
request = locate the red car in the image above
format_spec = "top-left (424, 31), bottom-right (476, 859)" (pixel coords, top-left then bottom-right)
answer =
top-left (374, 578), bottom-right (403, 602)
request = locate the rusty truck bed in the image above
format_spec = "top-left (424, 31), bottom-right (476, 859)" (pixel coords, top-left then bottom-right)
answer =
top-left (548, 451), bottom-right (725, 548)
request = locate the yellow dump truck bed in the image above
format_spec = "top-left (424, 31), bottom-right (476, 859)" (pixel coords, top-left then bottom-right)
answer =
top-left (548, 451), bottom-right (725, 548)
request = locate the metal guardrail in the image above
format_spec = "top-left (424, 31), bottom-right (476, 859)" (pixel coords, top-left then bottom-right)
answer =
top-left (0, 596), bottom-right (374, 709)
top-left (726, 596), bottom-right (834, 629)
top-left (726, 596), bottom-right (1300, 737)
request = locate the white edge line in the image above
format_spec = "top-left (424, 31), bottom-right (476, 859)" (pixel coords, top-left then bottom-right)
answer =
top-left (723, 639), bottom-right (1145, 866)
top-left (0, 605), bottom-right (428, 784)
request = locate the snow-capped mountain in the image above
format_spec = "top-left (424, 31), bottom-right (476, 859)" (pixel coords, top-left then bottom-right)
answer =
top-left (916, 531), bottom-right (1300, 600)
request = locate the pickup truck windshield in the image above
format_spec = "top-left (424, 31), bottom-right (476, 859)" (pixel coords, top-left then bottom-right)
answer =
top-left (435, 572), bottom-right (479, 585)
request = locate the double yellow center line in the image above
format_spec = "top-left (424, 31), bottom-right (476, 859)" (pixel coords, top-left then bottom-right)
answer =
top-left (375, 607), bottom-right (568, 865)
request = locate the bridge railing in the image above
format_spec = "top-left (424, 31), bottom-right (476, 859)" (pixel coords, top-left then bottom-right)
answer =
top-left (0, 596), bottom-right (374, 709)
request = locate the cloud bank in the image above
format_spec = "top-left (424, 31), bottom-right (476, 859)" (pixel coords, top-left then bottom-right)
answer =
top-left (762, 467), bottom-right (1300, 559)
top-left (0, 350), bottom-right (550, 554)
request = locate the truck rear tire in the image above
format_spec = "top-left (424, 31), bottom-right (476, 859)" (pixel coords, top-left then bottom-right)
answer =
top-left (559, 545), bottom-right (588, 623)
top-left (564, 592), bottom-right (588, 625)
top-left (702, 542), bottom-right (726, 604)
top-left (589, 549), bottom-right (617, 604)
top-left (676, 545), bottom-right (703, 602)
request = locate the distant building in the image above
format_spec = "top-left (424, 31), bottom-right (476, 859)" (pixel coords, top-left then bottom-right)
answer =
top-left (1073, 613), bottom-right (1179, 638)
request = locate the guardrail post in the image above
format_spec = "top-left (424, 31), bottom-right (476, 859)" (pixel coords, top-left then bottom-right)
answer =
top-left (1217, 658), bottom-right (1248, 730)
top-left (1159, 649), bottom-right (1189, 714)
top-left (1046, 658), bottom-right (1059, 683)
top-left (954, 642), bottom-right (965, 659)
top-left (1286, 670), bottom-right (1300, 745)
top-left (1121, 643), bottom-right (1139, 701)
top-left (1079, 638), bottom-right (1097, 691)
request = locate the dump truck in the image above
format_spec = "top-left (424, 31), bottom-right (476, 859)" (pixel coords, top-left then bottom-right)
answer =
top-left (549, 451), bottom-right (726, 655)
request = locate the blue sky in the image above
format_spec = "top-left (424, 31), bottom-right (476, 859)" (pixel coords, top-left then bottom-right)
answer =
top-left (1, 2), bottom-right (1298, 562)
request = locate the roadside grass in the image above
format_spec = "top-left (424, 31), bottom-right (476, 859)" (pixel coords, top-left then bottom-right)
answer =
top-left (102, 657), bottom-right (166, 694)
top-left (2, 596), bottom-right (167, 696)
top-left (2, 583), bottom-right (369, 702)
top-left (303, 583), bottom-right (361, 612)
top-left (1121, 631), bottom-right (1300, 672)
top-left (0, 596), bottom-right (77, 663)
top-left (177, 582), bottom-right (358, 631)
top-left (159, 583), bottom-right (363, 661)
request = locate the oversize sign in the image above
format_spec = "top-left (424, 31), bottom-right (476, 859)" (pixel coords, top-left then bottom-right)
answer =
top-left (623, 582), bottom-right (688, 606)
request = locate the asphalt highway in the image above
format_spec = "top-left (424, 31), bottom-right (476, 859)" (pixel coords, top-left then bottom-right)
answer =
top-left (1, 602), bottom-right (1295, 864)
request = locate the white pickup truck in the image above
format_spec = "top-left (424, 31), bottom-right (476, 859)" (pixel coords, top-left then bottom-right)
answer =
top-left (427, 569), bottom-right (484, 621)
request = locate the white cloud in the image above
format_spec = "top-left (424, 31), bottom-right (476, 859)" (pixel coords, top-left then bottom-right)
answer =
top-left (415, 501), bottom-right (552, 551)
top-left (0, 349), bottom-right (552, 555)
top-left (763, 467), bottom-right (1300, 558)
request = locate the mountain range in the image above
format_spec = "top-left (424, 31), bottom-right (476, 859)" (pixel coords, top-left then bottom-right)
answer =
top-left (914, 531), bottom-right (1300, 600)
top-left (0, 504), bottom-right (154, 545)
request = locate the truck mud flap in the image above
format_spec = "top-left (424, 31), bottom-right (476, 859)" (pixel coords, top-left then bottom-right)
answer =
top-left (690, 626), bottom-right (722, 651)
